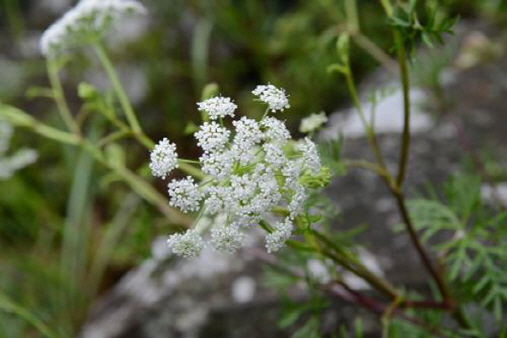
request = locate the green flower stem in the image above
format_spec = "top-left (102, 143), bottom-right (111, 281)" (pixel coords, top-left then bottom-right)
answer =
top-left (392, 190), bottom-right (452, 306)
top-left (1, 104), bottom-right (192, 226)
top-left (311, 229), bottom-right (399, 300)
top-left (92, 43), bottom-right (204, 180)
top-left (322, 248), bottom-right (398, 300)
top-left (380, 0), bottom-right (393, 17)
top-left (47, 60), bottom-right (81, 135)
top-left (261, 217), bottom-right (399, 300)
top-left (394, 31), bottom-right (411, 188)
top-left (93, 43), bottom-right (142, 133)
top-left (179, 159), bottom-right (201, 164)
top-left (343, 160), bottom-right (392, 183)
top-left (0, 104), bottom-right (81, 145)
top-left (350, 31), bottom-right (398, 73)
top-left (342, 8), bottom-right (459, 323)
top-left (97, 130), bottom-right (131, 147)
top-left (261, 107), bottom-right (270, 120)
top-left (79, 140), bottom-right (192, 225)
top-left (344, 68), bottom-right (389, 172)
top-left (178, 161), bottom-right (205, 180)
top-left (344, 0), bottom-right (359, 33)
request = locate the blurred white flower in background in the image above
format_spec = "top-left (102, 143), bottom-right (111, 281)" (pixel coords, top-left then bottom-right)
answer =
top-left (0, 121), bottom-right (38, 180)
top-left (40, 0), bottom-right (146, 56)
top-left (299, 112), bottom-right (328, 133)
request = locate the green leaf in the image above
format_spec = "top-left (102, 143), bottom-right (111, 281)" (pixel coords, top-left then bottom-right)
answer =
top-left (279, 307), bottom-right (306, 329)
top-left (292, 316), bottom-right (321, 338)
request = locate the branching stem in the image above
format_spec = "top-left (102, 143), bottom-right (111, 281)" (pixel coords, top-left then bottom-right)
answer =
top-left (93, 43), bottom-right (142, 134)
top-left (47, 60), bottom-right (81, 135)
top-left (394, 31), bottom-right (411, 187)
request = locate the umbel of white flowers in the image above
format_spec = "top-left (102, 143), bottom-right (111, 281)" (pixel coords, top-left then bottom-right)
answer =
top-left (0, 121), bottom-right (38, 180)
top-left (300, 112), bottom-right (328, 133)
top-left (40, 0), bottom-right (146, 56)
top-left (150, 85), bottom-right (324, 259)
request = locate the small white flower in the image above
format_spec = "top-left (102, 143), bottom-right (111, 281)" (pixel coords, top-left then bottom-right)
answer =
top-left (282, 160), bottom-right (302, 190)
top-left (40, 0), bottom-right (146, 56)
top-left (232, 117), bottom-right (263, 146)
top-left (260, 117), bottom-right (291, 143)
top-left (166, 229), bottom-right (204, 259)
top-left (210, 223), bottom-right (244, 254)
top-left (297, 137), bottom-right (321, 174)
top-left (200, 150), bottom-right (233, 179)
top-left (149, 138), bottom-right (178, 179)
top-left (0, 149), bottom-right (39, 180)
top-left (231, 117), bottom-right (263, 165)
top-left (252, 84), bottom-right (290, 112)
top-left (253, 169), bottom-right (283, 210)
top-left (204, 186), bottom-right (232, 214)
top-left (288, 183), bottom-right (307, 219)
top-left (167, 176), bottom-right (203, 213)
top-left (299, 112), bottom-right (328, 133)
top-left (194, 122), bottom-right (230, 153)
top-left (265, 218), bottom-right (293, 253)
top-left (262, 143), bottom-right (287, 168)
top-left (230, 174), bottom-right (257, 202)
top-left (197, 96), bottom-right (237, 120)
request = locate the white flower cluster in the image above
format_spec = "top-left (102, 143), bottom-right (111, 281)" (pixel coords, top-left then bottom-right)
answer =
top-left (197, 96), bottom-right (237, 120)
top-left (40, 0), bottom-right (146, 56)
top-left (299, 112), bottom-right (328, 133)
top-left (167, 176), bottom-right (202, 213)
top-left (0, 121), bottom-right (38, 180)
top-left (150, 85), bottom-right (323, 258)
top-left (166, 229), bottom-right (204, 259)
top-left (149, 138), bottom-right (178, 179)
top-left (252, 84), bottom-right (290, 112)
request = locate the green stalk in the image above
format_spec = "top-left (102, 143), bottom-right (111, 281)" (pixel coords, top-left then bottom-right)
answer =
top-left (344, 69), bottom-right (389, 174)
top-left (394, 31), bottom-right (411, 187)
top-left (380, 0), bottom-right (394, 17)
top-left (0, 104), bottom-right (80, 145)
top-left (47, 60), bottom-right (81, 135)
top-left (79, 140), bottom-right (193, 225)
top-left (392, 190), bottom-right (451, 305)
top-left (1, 104), bottom-right (192, 225)
top-left (92, 43), bottom-right (204, 180)
top-left (93, 43), bottom-right (142, 133)
top-left (311, 230), bottom-right (399, 300)
top-left (344, 0), bottom-right (360, 33)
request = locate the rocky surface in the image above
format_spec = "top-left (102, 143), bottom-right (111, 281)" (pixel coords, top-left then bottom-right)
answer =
top-left (79, 23), bottom-right (507, 338)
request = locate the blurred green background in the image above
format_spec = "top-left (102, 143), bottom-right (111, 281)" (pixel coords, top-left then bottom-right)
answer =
top-left (1, 0), bottom-right (507, 336)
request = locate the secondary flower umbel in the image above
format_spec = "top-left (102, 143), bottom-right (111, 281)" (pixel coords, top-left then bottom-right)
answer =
top-left (40, 0), bottom-right (146, 56)
top-left (149, 85), bottom-right (325, 258)
top-left (252, 84), bottom-right (290, 112)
